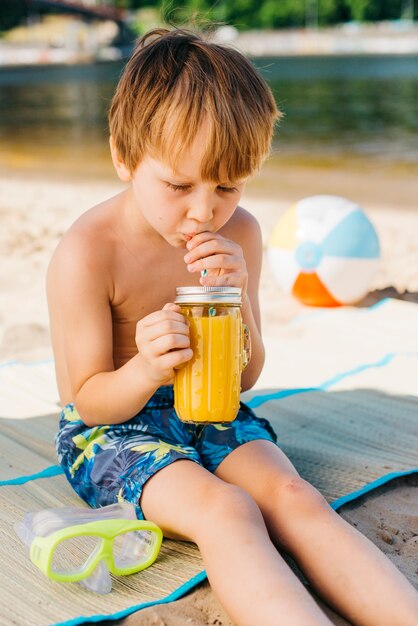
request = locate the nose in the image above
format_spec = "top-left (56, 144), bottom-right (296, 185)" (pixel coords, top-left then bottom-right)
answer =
top-left (186, 190), bottom-right (215, 224)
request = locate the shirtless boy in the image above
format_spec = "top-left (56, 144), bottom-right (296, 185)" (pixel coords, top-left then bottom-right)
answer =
top-left (47, 28), bottom-right (418, 626)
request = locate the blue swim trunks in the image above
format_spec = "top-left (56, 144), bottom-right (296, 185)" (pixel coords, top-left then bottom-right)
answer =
top-left (56, 385), bottom-right (277, 519)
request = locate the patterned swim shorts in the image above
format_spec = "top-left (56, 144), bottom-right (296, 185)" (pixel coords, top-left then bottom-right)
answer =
top-left (56, 385), bottom-right (277, 519)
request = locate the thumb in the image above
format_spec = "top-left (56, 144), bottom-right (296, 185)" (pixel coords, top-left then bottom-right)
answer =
top-left (162, 302), bottom-right (180, 311)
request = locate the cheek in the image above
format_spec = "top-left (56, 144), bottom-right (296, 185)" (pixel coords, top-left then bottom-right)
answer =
top-left (152, 198), bottom-right (184, 231)
top-left (135, 186), bottom-right (175, 224)
top-left (215, 199), bottom-right (240, 227)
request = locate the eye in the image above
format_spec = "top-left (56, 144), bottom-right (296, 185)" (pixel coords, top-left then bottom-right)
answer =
top-left (217, 186), bottom-right (238, 194)
top-left (166, 182), bottom-right (191, 192)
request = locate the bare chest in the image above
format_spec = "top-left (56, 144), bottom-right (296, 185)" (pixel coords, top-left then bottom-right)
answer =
top-left (110, 246), bottom-right (200, 365)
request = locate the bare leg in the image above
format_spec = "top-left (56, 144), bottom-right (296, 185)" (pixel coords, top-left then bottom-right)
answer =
top-left (216, 440), bottom-right (418, 626)
top-left (141, 459), bottom-right (333, 626)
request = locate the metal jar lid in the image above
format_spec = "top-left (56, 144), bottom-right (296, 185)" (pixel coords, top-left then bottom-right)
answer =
top-left (175, 286), bottom-right (242, 305)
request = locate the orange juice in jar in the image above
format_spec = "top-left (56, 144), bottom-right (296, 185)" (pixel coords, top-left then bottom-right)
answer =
top-left (174, 287), bottom-right (251, 423)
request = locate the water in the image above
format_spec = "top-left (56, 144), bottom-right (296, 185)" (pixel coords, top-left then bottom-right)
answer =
top-left (0, 54), bottom-right (417, 176)
top-left (254, 55), bottom-right (418, 162)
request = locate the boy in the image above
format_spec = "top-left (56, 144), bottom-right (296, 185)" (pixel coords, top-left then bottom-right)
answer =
top-left (48, 28), bottom-right (418, 626)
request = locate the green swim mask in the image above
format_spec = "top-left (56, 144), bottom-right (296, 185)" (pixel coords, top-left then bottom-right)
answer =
top-left (14, 503), bottom-right (163, 594)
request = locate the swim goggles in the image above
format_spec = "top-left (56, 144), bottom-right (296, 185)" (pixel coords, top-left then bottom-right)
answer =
top-left (14, 503), bottom-right (163, 594)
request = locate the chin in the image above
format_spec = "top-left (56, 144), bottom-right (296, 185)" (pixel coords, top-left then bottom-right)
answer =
top-left (168, 238), bottom-right (185, 248)
top-left (168, 235), bottom-right (188, 248)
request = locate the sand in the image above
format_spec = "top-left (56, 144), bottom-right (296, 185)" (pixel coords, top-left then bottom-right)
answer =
top-left (1, 156), bottom-right (418, 625)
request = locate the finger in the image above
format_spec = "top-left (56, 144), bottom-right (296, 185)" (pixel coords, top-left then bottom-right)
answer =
top-left (187, 253), bottom-right (242, 274)
top-left (162, 347), bottom-right (193, 370)
top-left (139, 308), bottom-right (186, 328)
top-left (151, 333), bottom-right (191, 356)
top-left (186, 231), bottom-right (222, 250)
top-left (137, 319), bottom-right (189, 345)
top-left (199, 273), bottom-right (244, 288)
top-left (185, 238), bottom-right (236, 264)
top-left (163, 302), bottom-right (181, 312)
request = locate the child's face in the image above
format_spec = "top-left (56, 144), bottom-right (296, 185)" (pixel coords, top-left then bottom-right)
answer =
top-left (129, 129), bottom-right (247, 248)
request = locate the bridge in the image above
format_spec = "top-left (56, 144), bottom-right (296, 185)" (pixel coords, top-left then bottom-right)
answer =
top-left (25, 0), bottom-right (135, 46)
top-left (27, 0), bottom-right (126, 23)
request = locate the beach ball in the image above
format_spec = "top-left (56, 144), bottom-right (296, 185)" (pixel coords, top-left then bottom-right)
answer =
top-left (267, 195), bottom-right (380, 307)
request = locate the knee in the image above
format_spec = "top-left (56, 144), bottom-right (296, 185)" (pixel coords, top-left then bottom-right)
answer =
top-left (207, 481), bottom-right (262, 523)
top-left (260, 477), bottom-right (333, 554)
top-left (268, 476), bottom-right (328, 519)
top-left (193, 481), bottom-right (263, 541)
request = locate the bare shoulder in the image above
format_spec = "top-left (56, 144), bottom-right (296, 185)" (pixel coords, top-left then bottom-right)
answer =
top-left (47, 194), bottom-right (120, 299)
top-left (52, 194), bottom-right (118, 257)
top-left (221, 205), bottom-right (263, 252)
top-left (226, 205), bottom-right (261, 229)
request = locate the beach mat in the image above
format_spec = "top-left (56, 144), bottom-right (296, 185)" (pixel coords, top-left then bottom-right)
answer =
top-left (1, 298), bottom-right (418, 625)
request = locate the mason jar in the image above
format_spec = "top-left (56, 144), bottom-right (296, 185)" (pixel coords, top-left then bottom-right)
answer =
top-left (174, 286), bottom-right (251, 423)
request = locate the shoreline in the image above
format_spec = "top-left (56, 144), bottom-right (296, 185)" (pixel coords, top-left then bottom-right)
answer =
top-left (232, 24), bottom-right (418, 57)
top-left (1, 23), bottom-right (418, 68)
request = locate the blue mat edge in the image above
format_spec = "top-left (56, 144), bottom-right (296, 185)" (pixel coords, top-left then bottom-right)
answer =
top-left (2, 464), bottom-right (418, 625)
top-left (54, 569), bottom-right (208, 626)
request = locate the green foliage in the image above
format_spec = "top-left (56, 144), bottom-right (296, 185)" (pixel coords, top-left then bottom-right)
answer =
top-left (343, 0), bottom-right (417, 22)
top-left (142, 0), bottom-right (415, 30)
top-left (345, 0), bottom-right (370, 22)
top-left (0, 0), bottom-right (416, 35)
top-left (257, 0), bottom-right (305, 29)
top-left (319, 0), bottom-right (350, 25)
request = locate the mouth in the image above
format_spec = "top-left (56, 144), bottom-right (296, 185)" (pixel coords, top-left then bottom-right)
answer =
top-left (182, 231), bottom-right (211, 241)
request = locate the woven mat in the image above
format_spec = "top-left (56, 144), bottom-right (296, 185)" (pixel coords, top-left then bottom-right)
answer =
top-left (0, 414), bottom-right (205, 626)
top-left (1, 299), bottom-right (418, 625)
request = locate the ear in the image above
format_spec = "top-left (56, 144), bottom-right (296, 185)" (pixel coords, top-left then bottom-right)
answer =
top-left (109, 136), bottom-right (132, 182)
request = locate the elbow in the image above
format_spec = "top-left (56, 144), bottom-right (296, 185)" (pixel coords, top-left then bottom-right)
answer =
top-left (78, 413), bottom-right (97, 428)
top-left (73, 402), bottom-right (97, 428)
top-left (72, 391), bottom-right (100, 427)
top-left (72, 375), bottom-right (104, 427)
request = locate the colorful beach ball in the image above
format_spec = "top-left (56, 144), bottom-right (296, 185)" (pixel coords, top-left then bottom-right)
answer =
top-left (267, 195), bottom-right (380, 307)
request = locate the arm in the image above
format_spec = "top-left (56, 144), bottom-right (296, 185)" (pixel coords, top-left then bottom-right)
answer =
top-left (235, 213), bottom-right (265, 390)
top-left (47, 231), bottom-right (191, 427)
top-left (183, 209), bottom-right (265, 391)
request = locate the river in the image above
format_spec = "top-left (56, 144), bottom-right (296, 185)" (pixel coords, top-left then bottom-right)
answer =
top-left (0, 54), bottom-right (417, 178)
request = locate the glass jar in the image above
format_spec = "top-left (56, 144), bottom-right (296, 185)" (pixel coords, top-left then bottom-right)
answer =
top-left (174, 286), bottom-right (251, 424)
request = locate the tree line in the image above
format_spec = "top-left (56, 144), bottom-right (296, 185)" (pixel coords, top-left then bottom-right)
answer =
top-left (1, 0), bottom-right (416, 33)
top-left (125, 0), bottom-right (417, 29)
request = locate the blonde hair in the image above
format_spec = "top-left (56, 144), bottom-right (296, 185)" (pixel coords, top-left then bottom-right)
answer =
top-left (109, 28), bottom-right (281, 181)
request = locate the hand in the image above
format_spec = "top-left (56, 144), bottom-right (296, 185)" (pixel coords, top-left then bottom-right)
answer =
top-left (135, 303), bottom-right (192, 385)
top-left (184, 232), bottom-right (248, 295)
